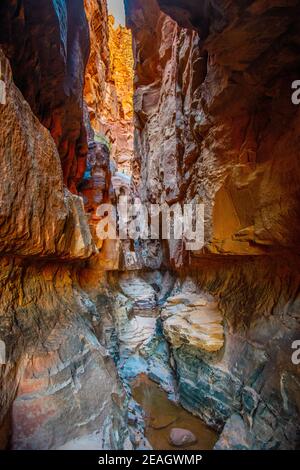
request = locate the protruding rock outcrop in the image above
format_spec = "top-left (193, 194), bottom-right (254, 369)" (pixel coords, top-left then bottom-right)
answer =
top-left (0, 6), bottom-right (127, 450)
top-left (0, 0), bottom-right (90, 191)
top-left (125, 0), bottom-right (300, 450)
top-left (162, 292), bottom-right (224, 352)
top-left (0, 49), bottom-right (94, 260)
top-left (84, 1), bottom-right (134, 175)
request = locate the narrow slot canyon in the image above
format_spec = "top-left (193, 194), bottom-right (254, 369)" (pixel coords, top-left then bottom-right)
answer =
top-left (0, 0), bottom-right (300, 453)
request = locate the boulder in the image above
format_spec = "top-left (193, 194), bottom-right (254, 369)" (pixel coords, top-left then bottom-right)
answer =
top-left (169, 428), bottom-right (197, 447)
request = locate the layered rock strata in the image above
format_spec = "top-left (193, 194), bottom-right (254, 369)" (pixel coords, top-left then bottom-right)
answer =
top-left (84, 1), bottom-right (134, 174)
top-left (0, 18), bottom-right (128, 450)
top-left (162, 291), bottom-right (224, 352)
top-left (1, 0), bottom-right (300, 452)
top-left (126, 0), bottom-right (300, 257)
top-left (107, 15), bottom-right (134, 175)
top-left (125, 0), bottom-right (300, 450)
top-left (0, 0), bottom-right (90, 190)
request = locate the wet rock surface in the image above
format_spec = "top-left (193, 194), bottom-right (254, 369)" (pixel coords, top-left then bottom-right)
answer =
top-left (111, 271), bottom-right (176, 395)
top-left (169, 428), bottom-right (197, 447)
top-left (161, 262), bottom-right (300, 449)
top-left (132, 374), bottom-right (218, 450)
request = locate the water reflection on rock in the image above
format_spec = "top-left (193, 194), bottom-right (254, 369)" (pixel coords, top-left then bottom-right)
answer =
top-left (132, 374), bottom-right (218, 450)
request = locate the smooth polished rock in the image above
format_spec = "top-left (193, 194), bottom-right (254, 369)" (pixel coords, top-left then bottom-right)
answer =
top-left (169, 428), bottom-right (197, 447)
top-left (119, 316), bottom-right (157, 352)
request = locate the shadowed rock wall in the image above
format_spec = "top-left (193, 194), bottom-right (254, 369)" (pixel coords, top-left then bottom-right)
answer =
top-left (0, 0), bottom-right (90, 191)
top-left (126, 0), bottom-right (300, 258)
top-left (0, 5), bottom-right (128, 449)
top-left (125, 0), bottom-right (300, 449)
top-left (84, 0), bottom-right (134, 175)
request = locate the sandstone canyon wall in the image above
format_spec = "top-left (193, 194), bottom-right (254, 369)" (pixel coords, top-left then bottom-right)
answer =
top-left (84, 0), bottom-right (134, 175)
top-left (80, 0), bottom-right (136, 273)
top-left (0, 0), bottom-right (90, 191)
top-left (0, 1), bottom-right (129, 450)
top-left (125, 0), bottom-right (300, 449)
top-left (0, 0), bottom-right (300, 452)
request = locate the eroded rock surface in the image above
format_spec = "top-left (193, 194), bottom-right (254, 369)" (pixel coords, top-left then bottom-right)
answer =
top-left (0, 0), bottom-right (90, 190)
top-left (162, 288), bottom-right (224, 352)
top-left (126, 0), bottom-right (300, 256)
top-left (10, 303), bottom-right (123, 450)
top-left (0, 27), bottom-right (127, 451)
top-left (0, 49), bottom-right (94, 260)
top-left (1, 0), bottom-right (300, 453)
top-left (84, 1), bottom-right (134, 175)
top-left (126, 0), bottom-right (300, 450)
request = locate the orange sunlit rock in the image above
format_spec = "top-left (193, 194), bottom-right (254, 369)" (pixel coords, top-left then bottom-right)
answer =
top-left (84, 1), bottom-right (134, 175)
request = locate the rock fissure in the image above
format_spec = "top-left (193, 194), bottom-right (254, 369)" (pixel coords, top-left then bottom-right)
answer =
top-left (0, 0), bottom-right (300, 452)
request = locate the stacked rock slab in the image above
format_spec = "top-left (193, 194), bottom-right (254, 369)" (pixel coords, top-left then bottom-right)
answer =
top-left (0, 10), bottom-right (128, 450)
top-left (0, 0), bottom-right (90, 191)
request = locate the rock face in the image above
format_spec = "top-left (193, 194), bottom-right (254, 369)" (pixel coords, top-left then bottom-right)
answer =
top-left (119, 273), bottom-right (158, 314)
top-left (169, 428), bottom-right (197, 447)
top-left (1, 0), bottom-right (300, 453)
top-left (0, 48), bottom-right (94, 261)
top-left (0, 0), bottom-right (90, 191)
top-left (162, 290), bottom-right (224, 352)
top-left (0, 256), bottom-right (129, 450)
top-left (84, 1), bottom-right (134, 175)
top-left (81, 0), bottom-right (135, 273)
top-left (108, 16), bottom-right (134, 123)
top-left (126, 0), bottom-right (300, 450)
top-left (214, 414), bottom-right (253, 450)
top-left (9, 276), bottom-right (124, 450)
top-left (79, 121), bottom-right (112, 249)
top-left (161, 261), bottom-right (300, 450)
top-left (84, 0), bottom-right (111, 128)
top-left (0, 11), bottom-right (128, 450)
top-left (126, 0), bottom-right (300, 256)
top-left (112, 271), bottom-right (175, 394)
top-left (107, 16), bottom-right (134, 175)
